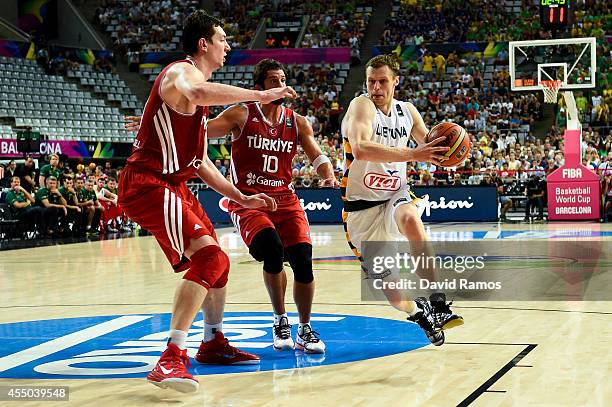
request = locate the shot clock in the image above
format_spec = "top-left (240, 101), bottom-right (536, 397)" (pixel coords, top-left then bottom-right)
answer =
top-left (540, 0), bottom-right (571, 29)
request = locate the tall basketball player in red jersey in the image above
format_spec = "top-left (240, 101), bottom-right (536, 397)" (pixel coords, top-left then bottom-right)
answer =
top-left (118, 11), bottom-right (296, 394)
top-left (125, 59), bottom-right (337, 353)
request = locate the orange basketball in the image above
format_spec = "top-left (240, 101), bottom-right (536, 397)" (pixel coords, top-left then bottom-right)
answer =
top-left (426, 122), bottom-right (471, 167)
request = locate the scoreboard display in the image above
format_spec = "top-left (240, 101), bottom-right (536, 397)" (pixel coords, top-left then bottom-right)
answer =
top-left (540, 0), bottom-right (571, 29)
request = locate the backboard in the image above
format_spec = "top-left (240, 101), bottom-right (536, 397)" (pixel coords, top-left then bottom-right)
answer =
top-left (509, 37), bottom-right (596, 92)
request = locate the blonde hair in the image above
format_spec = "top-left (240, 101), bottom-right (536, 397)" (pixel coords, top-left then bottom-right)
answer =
top-left (366, 54), bottom-right (400, 77)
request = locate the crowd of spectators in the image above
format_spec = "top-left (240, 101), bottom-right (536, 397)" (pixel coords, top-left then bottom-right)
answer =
top-left (0, 155), bottom-right (131, 239)
top-left (95, 0), bottom-right (375, 56)
top-left (380, 0), bottom-right (605, 46)
top-left (94, 0), bottom-right (199, 56)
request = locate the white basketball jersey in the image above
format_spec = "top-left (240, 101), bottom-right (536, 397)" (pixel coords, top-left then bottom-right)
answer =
top-left (342, 96), bottom-right (414, 202)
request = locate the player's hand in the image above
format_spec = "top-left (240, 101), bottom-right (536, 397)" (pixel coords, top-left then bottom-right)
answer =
top-left (258, 86), bottom-right (297, 104)
top-left (124, 115), bottom-right (142, 132)
top-left (319, 177), bottom-right (339, 188)
top-left (238, 193), bottom-right (277, 211)
top-left (75, 206), bottom-right (81, 213)
top-left (412, 137), bottom-right (450, 165)
top-left (62, 206), bottom-right (68, 216)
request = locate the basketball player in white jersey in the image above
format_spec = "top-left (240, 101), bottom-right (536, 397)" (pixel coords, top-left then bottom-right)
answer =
top-left (341, 54), bottom-right (463, 345)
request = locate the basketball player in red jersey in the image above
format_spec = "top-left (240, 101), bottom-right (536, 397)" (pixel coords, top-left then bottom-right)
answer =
top-left (210, 59), bottom-right (338, 354)
top-left (118, 11), bottom-right (296, 394)
top-left (125, 59), bottom-right (338, 354)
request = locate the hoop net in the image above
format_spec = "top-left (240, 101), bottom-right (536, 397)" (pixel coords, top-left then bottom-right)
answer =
top-left (541, 80), bottom-right (564, 103)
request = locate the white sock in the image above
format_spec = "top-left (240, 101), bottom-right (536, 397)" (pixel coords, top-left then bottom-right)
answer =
top-left (298, 322), bottom-right (310, 334)
top-left (204, 322), bottom-right (222, 342)
top-left (168, 329), bottom-right (187, 350)
top-left (274, 313), bottom-right (288, 325)
top-left (407, 301), bottom-right (420, 317)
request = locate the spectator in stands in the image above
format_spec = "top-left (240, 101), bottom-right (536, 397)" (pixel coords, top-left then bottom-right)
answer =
top-left (35, 176), bottom-right (68, 237)
top-left (39, 154), bottom-right (61, 188)
top-left (214, 159), bottom-right (227, 177)
top-left (5, 176), bottom-right (43, 235)
top-left (416, 170), bottom-right (436, 186)
top-left (77, 179), bottom-right (102, 236)
top-left (1, 160), bottom-right (17, 188)
top-left (603, 172), bottom-right (612, 222)
top-left (422, 51), bottom-right (433, 81)
top-left (489, 171), bottom-right (512, 220)
top-left (434, 53), bottom-right (445, 80)
top-left (94, 177), bottom-right (118, 233)
top-left (266, 35), bottom-right (276, 48)
top-left (59, 177), bottom-right (83, 236)
top-left (524, 175), bottom-right (545, 221)
top-left (449, 172), bottom-right (464, 186)
top-left (16, 156), bottom-right (37, 193)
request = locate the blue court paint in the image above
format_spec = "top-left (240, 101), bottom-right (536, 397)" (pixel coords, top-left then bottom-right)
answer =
top-left (0, 312), bottom-right (428, 379)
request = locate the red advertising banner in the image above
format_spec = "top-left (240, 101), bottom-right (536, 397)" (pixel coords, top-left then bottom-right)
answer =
top-left (547, 129), bottom-right (600, 220)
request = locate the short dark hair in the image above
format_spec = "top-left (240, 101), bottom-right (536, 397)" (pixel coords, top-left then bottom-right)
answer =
top-left (366, 54), bottom-right (400, 77)
top-left (182, 10), bottom-right (223, 56)
top-left (253, 58), bottom-right (287, 88)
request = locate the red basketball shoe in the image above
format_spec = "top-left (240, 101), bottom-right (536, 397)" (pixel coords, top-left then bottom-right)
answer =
top-left (147, 342), bottom-right (198, 393)
top-left (195, 332), bottom-right (260, 365)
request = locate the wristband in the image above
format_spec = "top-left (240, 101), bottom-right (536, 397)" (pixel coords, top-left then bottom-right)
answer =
top-left (312, 155), bottom-right (331, 171)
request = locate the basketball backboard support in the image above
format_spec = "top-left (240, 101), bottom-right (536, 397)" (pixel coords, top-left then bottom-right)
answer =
top-left (509, 37), bottom-right (596, 92)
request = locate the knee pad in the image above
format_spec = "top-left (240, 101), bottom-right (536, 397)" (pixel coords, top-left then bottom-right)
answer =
top-left (183, 245), bottom-right (230, 289)
top-left (286, 243), bottom-right (313, 284)
top-left (249, 228), bottom-right (284, 274)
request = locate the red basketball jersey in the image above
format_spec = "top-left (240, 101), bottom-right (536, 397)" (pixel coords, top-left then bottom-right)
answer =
top-left (230, 102), bottom-right (298, 196)
top-left (126, 59), bottom-right (208, 184)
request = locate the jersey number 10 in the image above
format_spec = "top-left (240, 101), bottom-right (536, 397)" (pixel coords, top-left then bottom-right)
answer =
top-left (262, 154), bottom-right (278, 173)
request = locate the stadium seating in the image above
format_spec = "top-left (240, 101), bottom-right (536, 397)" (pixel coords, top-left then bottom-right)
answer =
top-left (0, 56), bottom-right (131, 142)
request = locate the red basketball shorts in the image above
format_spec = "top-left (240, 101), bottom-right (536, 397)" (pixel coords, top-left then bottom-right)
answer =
top-left (227, 194), bottom-right (311, 248)
top-left (118, 166), bottom-right (217, 270)
top-left (101, 201), bottom-right (122, 224)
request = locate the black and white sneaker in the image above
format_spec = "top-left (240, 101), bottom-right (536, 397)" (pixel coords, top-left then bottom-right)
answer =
top-left (273, 316), bottom-right (294, 351)
top-left (407, 297), bottom-right (445, 346)
top-left (429, 293), bottom-right (464, 331)
top-left (295, 324), bottom-right (325, 354)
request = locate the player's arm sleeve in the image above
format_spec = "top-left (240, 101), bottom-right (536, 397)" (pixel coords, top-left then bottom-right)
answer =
top-left (344, 97), bottom-right (412, 163)
top-left (406, 102), bottom-right (429, 145)
top-left (296, 114), bottom-right (334, 180)
top-left (207, 105), bottom-right (247, 138)
top-left (172, 63), bottom-right (261, 107)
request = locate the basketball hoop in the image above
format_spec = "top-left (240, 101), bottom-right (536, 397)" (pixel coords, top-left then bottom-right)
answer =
top-left (541, 80), bottom-right (563, 103)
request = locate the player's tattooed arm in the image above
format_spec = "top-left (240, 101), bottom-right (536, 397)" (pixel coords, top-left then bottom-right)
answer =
top-left (295, 114), bottom-right (338, 187)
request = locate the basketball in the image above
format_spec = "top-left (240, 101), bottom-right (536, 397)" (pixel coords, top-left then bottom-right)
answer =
top-left (426, 122), bottom-right (471, 167)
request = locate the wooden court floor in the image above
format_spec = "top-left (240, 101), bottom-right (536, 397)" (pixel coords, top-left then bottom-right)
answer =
top-left (0, 222), bottom-right (610, 406)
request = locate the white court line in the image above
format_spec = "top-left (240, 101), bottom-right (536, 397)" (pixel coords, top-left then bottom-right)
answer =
top-left (0, 315), bottom-right (152, 373)
top-left (483, 231), bottom-right (501, 239)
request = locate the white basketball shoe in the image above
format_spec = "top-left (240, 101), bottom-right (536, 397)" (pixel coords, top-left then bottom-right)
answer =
top-left (295, 324), bottom-right (326, 354)
top-left (273, 316), bottom-right (294, 351)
